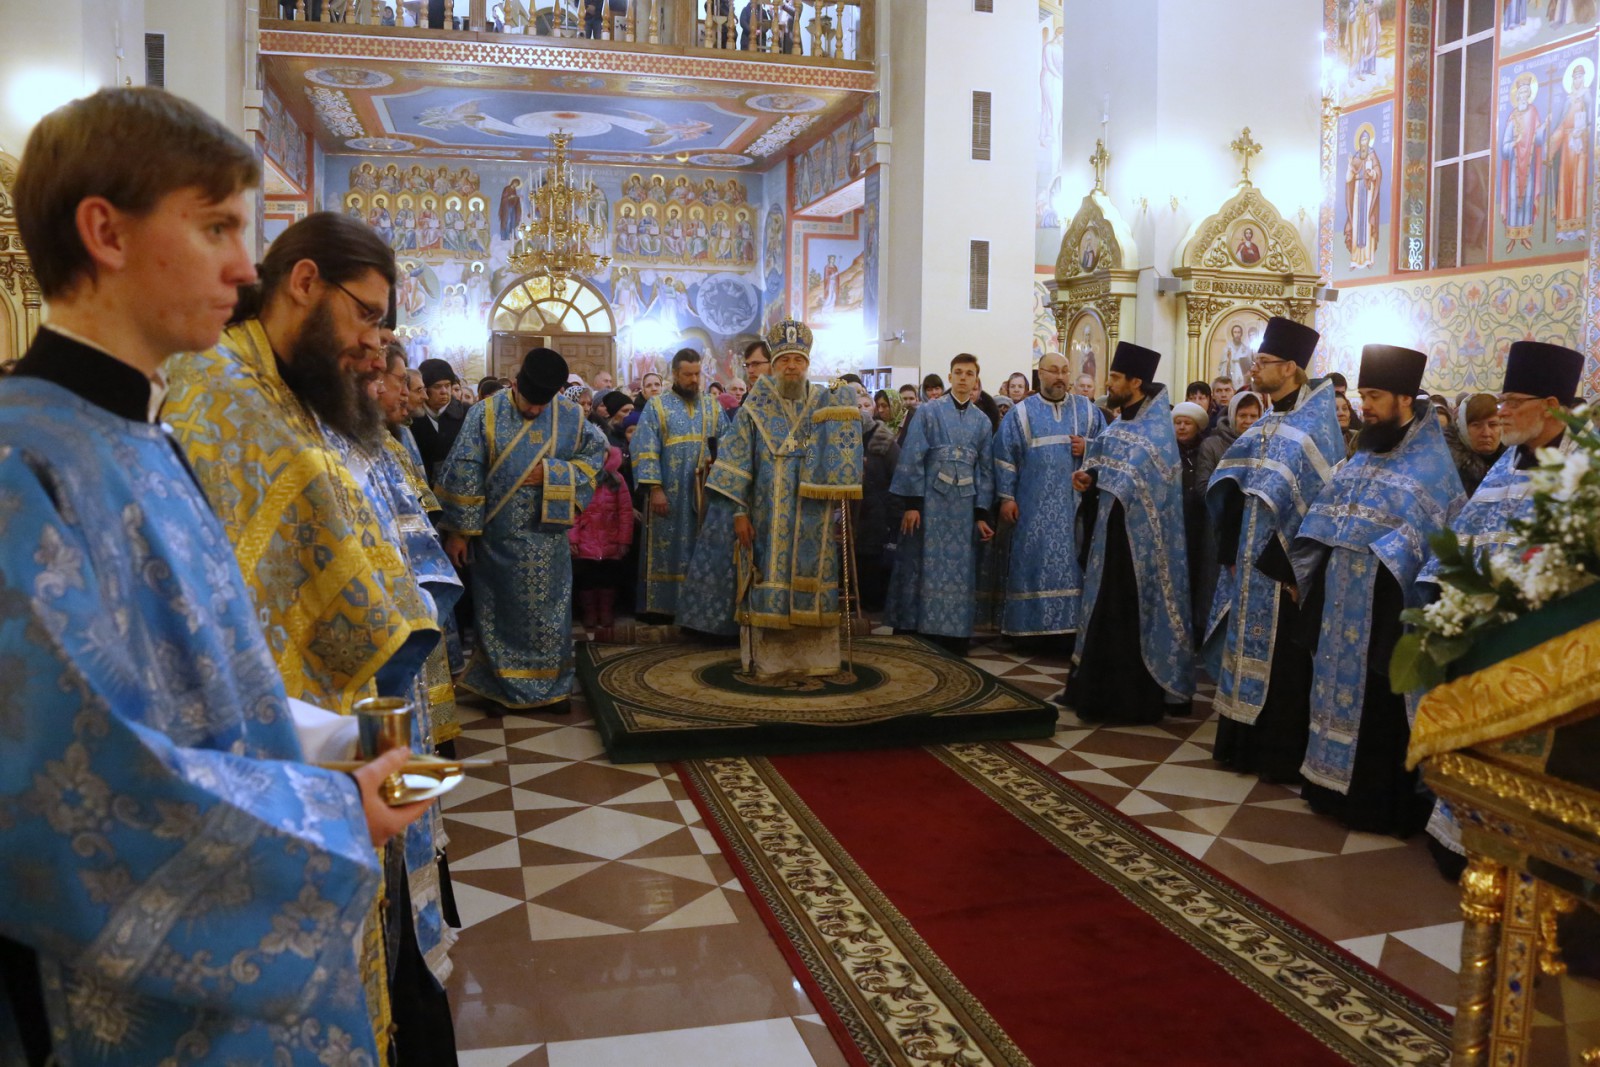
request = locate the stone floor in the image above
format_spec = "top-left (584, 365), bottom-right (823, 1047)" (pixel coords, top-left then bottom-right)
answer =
top-left (440, 632), bottom-right (1474, 1067)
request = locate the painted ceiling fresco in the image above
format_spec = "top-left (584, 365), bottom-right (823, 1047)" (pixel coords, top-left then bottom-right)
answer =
top-left (262, 56), bottom-right (866, 167)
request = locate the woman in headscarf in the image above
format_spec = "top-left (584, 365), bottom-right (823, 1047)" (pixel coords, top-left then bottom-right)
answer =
top-left (1448, 392), bottom-right (1505, 497)
top-left (873, 387), bottom-right (908, 442)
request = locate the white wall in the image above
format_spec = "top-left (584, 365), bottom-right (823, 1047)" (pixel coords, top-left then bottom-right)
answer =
top-left (145, 0), bottom-right (249, 132)
top-left (881, 0), bottom-right (1038, 386)
top-left (1, 0), bottom-right (144, 157)
top-left (1060, 0), bottom-right (1323, 391)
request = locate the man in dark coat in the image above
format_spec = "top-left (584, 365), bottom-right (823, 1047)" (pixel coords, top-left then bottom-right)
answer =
top-left (411, 357), bottom-right (469, 484)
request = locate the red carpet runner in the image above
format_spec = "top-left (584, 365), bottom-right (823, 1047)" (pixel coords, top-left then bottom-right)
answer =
top-left (681, 743), bottom-right (1451, 1067)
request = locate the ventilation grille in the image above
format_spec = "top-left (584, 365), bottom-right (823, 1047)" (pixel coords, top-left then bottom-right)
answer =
top-left (145, 33), bottom-right (166, 88)
top-left (969, 240), bottom-right (990, 311)
top-left (971, 90), bottom-right (991, 160)
top-left (974, 0), bottom-right (994, 11)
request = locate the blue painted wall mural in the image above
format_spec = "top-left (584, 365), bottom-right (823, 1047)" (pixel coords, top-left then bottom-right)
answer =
top-left (322, 154), bottom-right (776, 386)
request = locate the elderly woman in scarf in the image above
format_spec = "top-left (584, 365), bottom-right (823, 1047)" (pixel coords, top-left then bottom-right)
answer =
top-left (1448, 392), bottom-right (1504, 496)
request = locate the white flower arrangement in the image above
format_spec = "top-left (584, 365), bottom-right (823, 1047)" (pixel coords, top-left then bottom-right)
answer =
top-left (1392, 405), bottom-right (1600, 691)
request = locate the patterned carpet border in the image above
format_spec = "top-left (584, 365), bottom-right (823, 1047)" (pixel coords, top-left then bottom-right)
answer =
top-left (930, 743), bottom-right (1453, 1066)
top-left (680, 755), bottom-right (1032, 1067)
top-left (580, 636), bottom-right (1056, 763)
top-left (682, 744), bottom-right (1454, 1067)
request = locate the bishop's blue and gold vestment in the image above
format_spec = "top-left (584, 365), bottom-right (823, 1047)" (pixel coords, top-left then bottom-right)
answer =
top-left (1, 329), bottom-right (382, 1066)
top-left (705, 375), bottom-right (862, 628)
top-left (884, 396), bottom-right (996, 639)
top-left (994, 392), bottom-right (1105, 636)
top-left (437, 391), bottom-right (606, 707)
top-left (632, 389), bottom-right (720, 617)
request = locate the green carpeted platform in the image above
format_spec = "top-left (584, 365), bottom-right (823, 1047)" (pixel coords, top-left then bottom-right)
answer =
top-left (576, 634), bottom-right (1058, 763)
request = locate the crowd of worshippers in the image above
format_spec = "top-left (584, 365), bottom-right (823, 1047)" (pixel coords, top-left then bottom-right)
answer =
top-left (432, 313), bottom-right (1581, 879)
top-left (5, 87), bottom-right (1594, 1067)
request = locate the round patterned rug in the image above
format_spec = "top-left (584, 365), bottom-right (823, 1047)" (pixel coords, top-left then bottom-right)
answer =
top-left (577, 635), bottom-right (1056, 762)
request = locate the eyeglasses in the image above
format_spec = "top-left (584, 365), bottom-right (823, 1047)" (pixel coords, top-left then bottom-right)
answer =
top-left (744, 358), bottom-right (770, 370)
top-left (1496, 394), bottom-right (1544, 409)
top-left (326, 278), bottom-right (386, 328)
top-left (1251, 355), bottom-right (1290, 368)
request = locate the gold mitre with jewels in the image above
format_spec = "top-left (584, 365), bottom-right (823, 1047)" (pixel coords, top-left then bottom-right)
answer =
top-left (767, 318), bottom-right (813, 359)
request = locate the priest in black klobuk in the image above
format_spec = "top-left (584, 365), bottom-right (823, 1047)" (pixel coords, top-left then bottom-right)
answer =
top-left (1291, 344), bottom-right (1464, 836)
top-left (1061, 341), bottom-right (1195, 724)
top-left (1205, 317), bottom-right (1343, 782)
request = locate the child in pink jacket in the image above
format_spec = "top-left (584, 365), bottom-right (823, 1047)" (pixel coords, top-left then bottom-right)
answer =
top-left (569, 446), bottom-right (634, 639)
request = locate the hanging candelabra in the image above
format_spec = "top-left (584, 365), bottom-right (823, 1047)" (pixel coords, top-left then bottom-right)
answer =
top-left (508, 131), bottom-right (611, 296)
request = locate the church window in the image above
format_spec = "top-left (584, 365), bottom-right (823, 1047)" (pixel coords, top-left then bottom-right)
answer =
top-left (969, 240), bottom-right (990, 310)
top-left (1429, 0), bottom-right (1495, 268)
top-left (971, 91), bottom-right (992, 161)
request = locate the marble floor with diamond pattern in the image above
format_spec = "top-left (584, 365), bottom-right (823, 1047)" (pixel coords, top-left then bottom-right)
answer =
top-left (441, 632), bottom-right (1481, 1067)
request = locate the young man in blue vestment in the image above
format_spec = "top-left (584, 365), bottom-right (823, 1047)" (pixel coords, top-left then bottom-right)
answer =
top-left (1061, 342), bottom-right (1195, 723)
top-left (1206, 317), bottom-right (1340, 783)
top-left (0, 87), bottom-right (429, 1067)
top-left (439, 348), bottom-right (607, 713)
top-left (1290, 345), bottom-right (1463, 837)
top-left (994, 349), bottom-right (1105, 648)
top-left (884, 354), bottom-right (996, 656)
top-left (633, 347), bottom-right (720, 622)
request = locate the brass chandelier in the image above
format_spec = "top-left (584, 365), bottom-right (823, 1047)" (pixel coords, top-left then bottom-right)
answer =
top-left (508, 131), bottom-right (611, 296)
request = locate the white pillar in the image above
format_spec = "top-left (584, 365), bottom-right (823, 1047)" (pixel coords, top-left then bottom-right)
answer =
top-left (880, 0), bottom-right (1038, 385)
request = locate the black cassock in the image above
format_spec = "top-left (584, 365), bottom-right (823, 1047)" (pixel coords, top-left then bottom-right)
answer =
top-left (1209, 444), bottom-right (1315, 784)
top-left (1062, 491), bottom-right (1181, 725)
top-left (1296, 561), bottom-right (1431, 837)
top-left (1209, 391), bottom-right (1312, 783)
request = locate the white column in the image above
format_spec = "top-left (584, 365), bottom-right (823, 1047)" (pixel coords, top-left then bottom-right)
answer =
top-left (880, 0), bottom-right (1037, 385)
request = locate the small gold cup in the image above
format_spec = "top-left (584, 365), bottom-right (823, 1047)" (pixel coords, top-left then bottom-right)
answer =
top-left (353, 696), bottom-right (414, 805)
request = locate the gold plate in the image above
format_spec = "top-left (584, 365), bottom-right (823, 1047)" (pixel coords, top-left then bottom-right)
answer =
top-left (386, 769), bottom-right (465, 806)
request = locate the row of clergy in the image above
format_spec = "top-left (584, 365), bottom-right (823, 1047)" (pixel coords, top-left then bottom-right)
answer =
top-left (603, 312), bottom-right (1590, 849)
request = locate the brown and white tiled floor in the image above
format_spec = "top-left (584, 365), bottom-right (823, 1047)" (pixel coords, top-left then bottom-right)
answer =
top-left (441, 631), bottom-right (1474, 1065)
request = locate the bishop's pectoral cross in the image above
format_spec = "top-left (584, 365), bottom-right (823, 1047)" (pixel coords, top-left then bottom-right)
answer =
top-left (1231, 128), bottom-right (1262, 185)
top-left (1089, 139), bottom-right (1110, 194)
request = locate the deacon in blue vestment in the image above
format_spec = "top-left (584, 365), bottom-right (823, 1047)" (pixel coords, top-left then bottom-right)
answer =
top-left (678, 342), bottom-right (773, 637)
top-left (1414, 341), bottom-right (1585, 865)
top-left (994, 351), bottom-right (1105, 640)
top-left (885, 353), bottom-right (996, 654)
top-left (706, 321), bottom-right (862, 631)
top-left (634, 348), bottom-right (721, 620)
top-left (1063, 342), bottom-right (1195, 723)
top-left (1291, 346), bottom-right (1464, 837)
top-left (439, 349), bottom-right (607, 711)
top-left (0, 89), bottom-right (424, 1067)
top-left (1205, 317), bottom-right (1340, 783)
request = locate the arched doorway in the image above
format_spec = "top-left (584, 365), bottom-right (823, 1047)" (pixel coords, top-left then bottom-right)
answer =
top-left (488, 274), bottom-right (616, 385)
